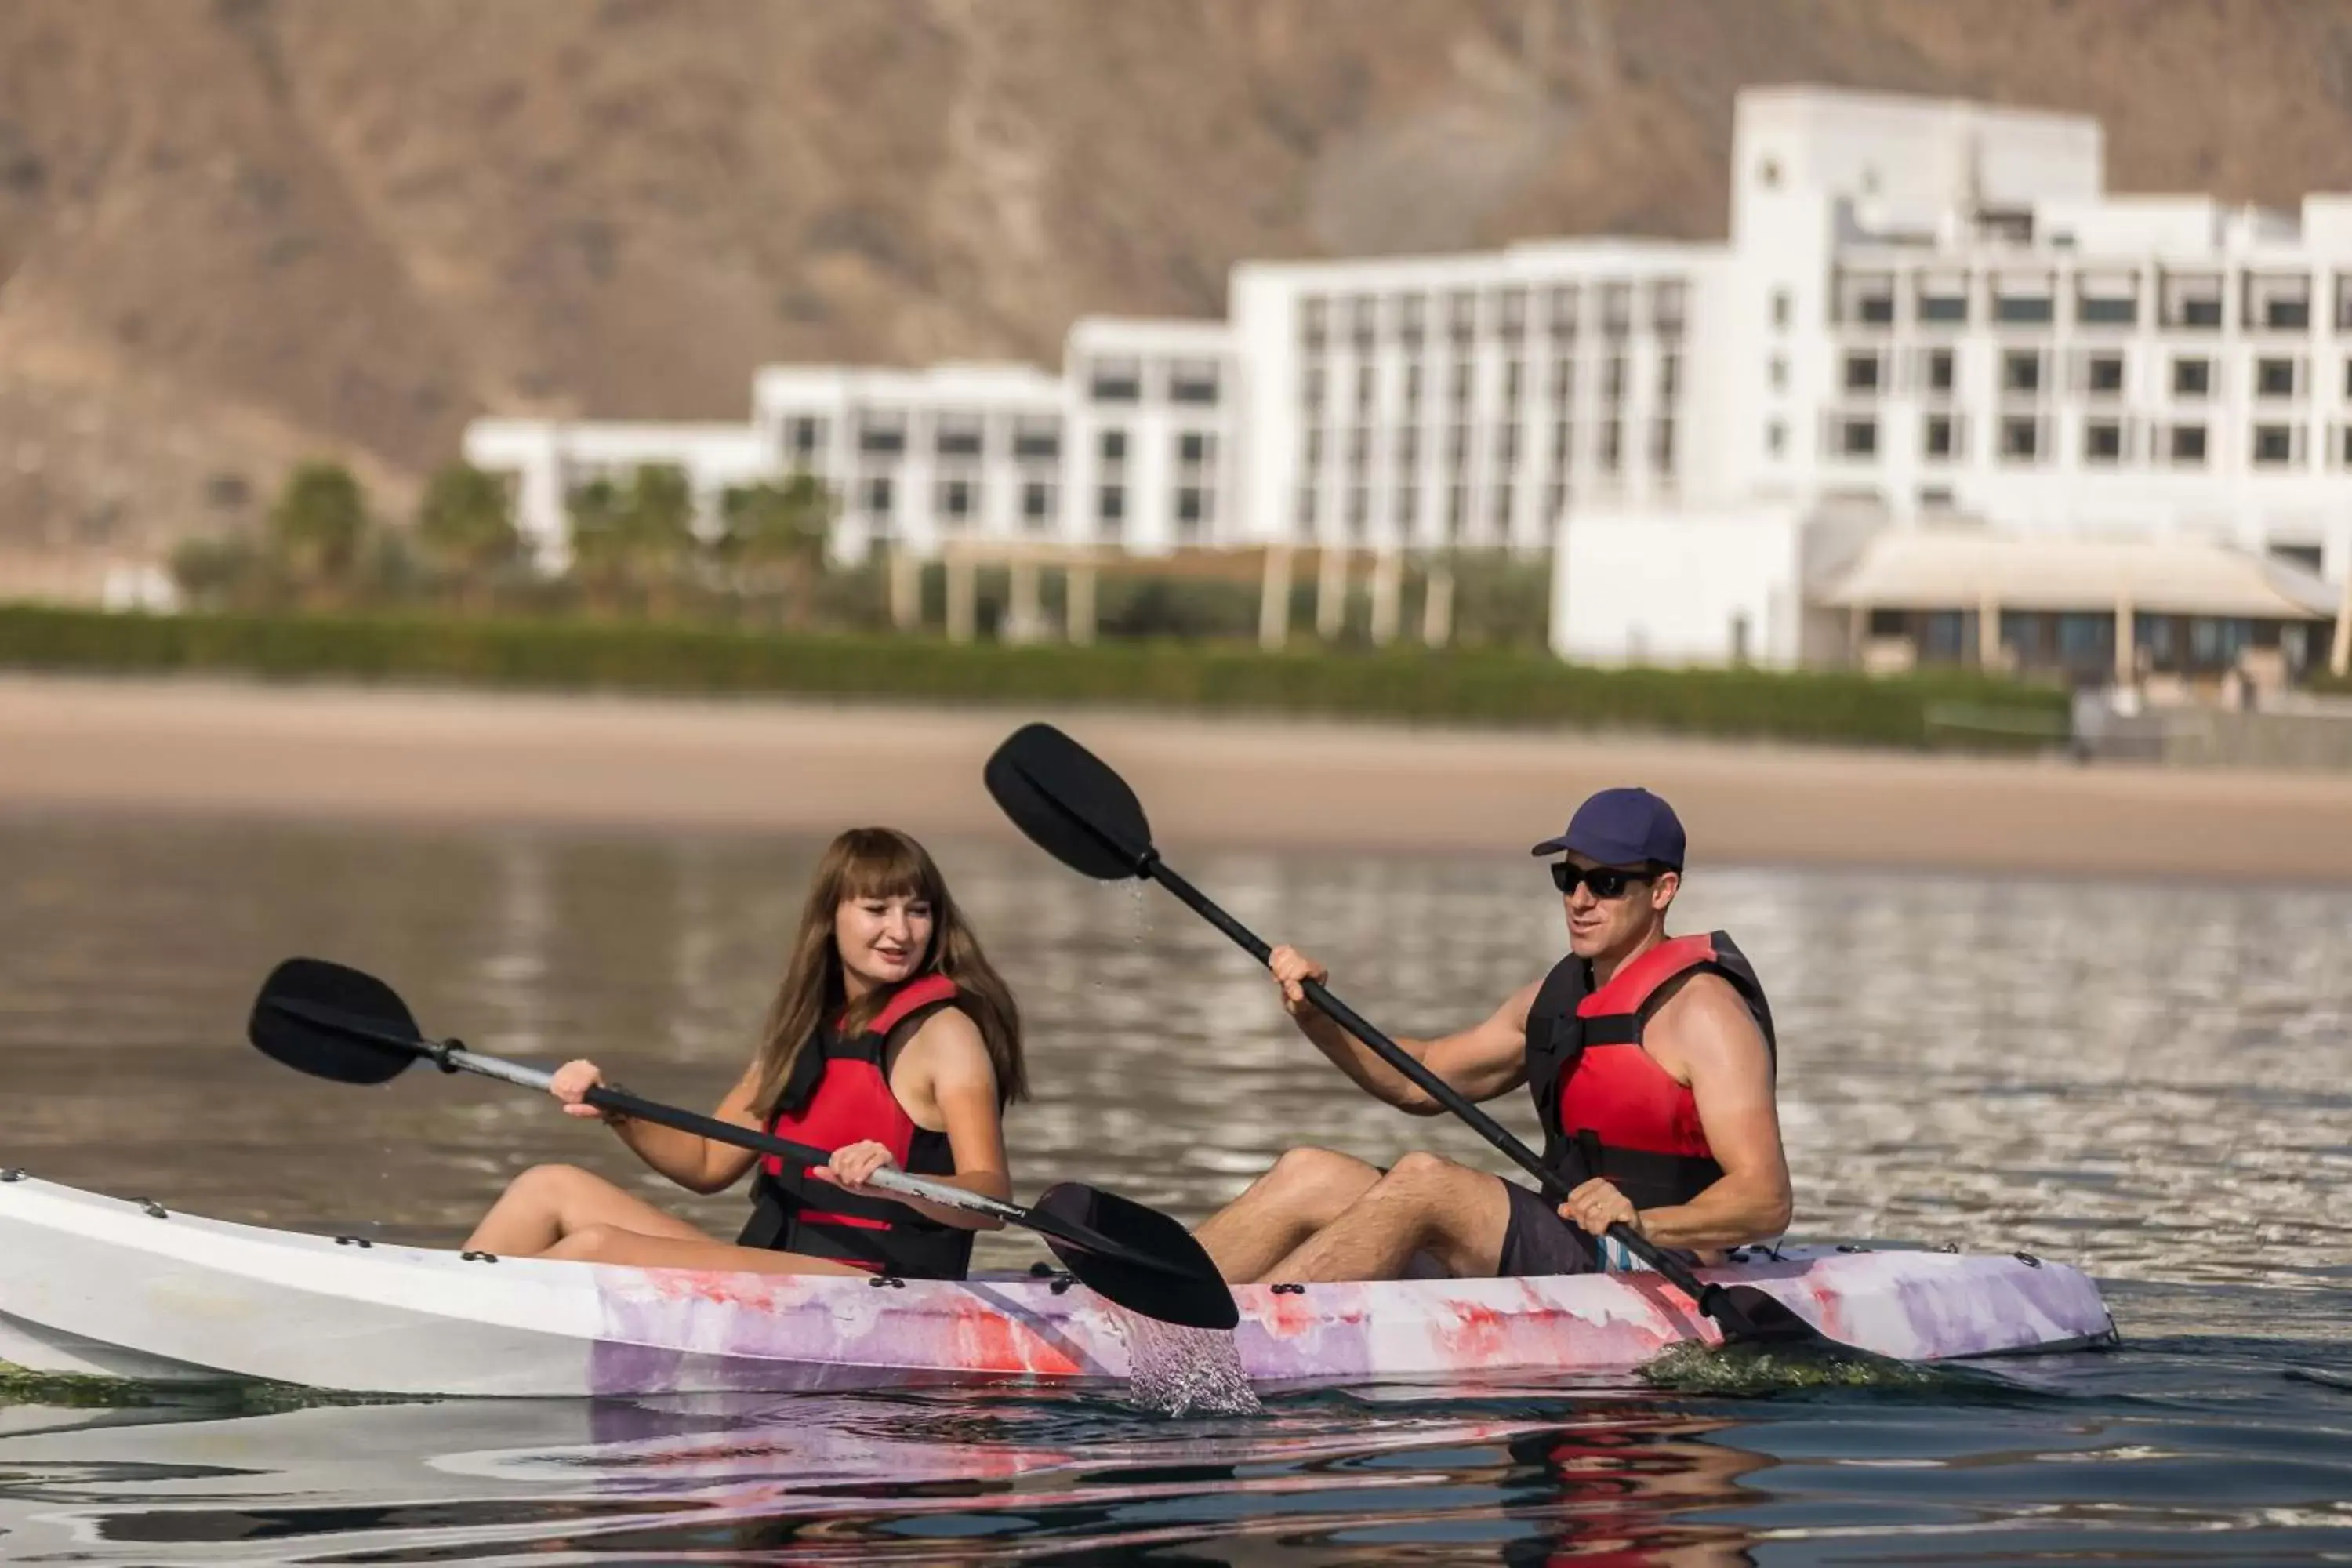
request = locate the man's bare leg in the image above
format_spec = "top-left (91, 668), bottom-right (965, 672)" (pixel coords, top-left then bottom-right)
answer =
top-left (1258, 1152), bottom-right (1513, 1283)
top-left (1192, 1147), bottom-right (1382, 1283)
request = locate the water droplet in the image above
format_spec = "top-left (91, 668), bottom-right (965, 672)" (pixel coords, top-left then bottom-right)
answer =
top-left (1114, 1311), bottom-right (1261, 1417)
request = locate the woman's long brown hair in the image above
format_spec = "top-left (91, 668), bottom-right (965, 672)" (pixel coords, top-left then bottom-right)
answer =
top-left (747, 827), bottom-right (1026, 1120)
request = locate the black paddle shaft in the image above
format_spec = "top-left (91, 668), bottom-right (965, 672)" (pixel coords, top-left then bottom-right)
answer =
top-left (1142, 856), bottom-right (1740, 1319)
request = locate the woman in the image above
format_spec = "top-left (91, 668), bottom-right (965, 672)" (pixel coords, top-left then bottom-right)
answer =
top-left (464, 826), bottom-right (1027, 1279)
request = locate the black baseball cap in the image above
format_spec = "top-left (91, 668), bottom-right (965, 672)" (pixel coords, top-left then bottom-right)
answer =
top-left (1529, 786), bottom-right (1686, 870)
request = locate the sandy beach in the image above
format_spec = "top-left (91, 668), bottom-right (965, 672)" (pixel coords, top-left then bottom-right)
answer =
top-left (2, 673), bottom-right (2348, 882)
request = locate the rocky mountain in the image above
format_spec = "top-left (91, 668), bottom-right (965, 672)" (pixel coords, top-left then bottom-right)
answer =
top-left (6, 0), bottom-right (2352, 583)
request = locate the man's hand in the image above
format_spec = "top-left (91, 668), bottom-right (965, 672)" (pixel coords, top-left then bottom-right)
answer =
top-left (1559, 1178), bottom-right (1640, 1238)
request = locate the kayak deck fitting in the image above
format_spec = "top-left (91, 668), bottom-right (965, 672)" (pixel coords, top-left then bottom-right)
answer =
top-left (0, 1174), bottom-right (2118, 1398)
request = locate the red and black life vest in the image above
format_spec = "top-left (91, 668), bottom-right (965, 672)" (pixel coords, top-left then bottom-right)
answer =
top-left (1523, 931), bottom-right (1775, 1211)
top-left (735, 973), bottom-right (975, 1279)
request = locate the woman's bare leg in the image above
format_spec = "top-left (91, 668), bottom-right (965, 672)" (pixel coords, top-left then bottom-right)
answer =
top-left (464, 1163), bottom-right (710, 1255)
top-left (542, 1225), bottom-right (875, 1276)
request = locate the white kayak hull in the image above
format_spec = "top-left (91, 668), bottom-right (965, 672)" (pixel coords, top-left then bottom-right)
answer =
top-left (0, 1174), bottom-right (2118, 1396)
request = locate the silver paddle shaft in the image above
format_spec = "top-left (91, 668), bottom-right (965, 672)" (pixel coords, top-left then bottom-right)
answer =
top-left (442, 1044), bottom-right (1023, 1221)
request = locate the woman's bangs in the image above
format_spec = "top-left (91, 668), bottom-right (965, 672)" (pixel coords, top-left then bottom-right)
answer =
top-left (838, 833), bottom-right (931, 905)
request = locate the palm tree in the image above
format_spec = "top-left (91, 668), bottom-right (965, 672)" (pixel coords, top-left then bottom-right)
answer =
top-left (719, 474), bottom-right (833, 626)
top-left (267, 462), bottom-right (370, 609)
top-left (416, 462), bottom-right (522, 611)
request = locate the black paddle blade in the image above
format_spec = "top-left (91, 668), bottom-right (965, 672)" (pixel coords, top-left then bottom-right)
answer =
top-left (1704, 1283), bottom-right (1840, 1348)
top-left (249, 957), bottom-right (424, 1086)
top-left (984, 723), bottom-right (1155, 882)
top-left (1036, 1182), bottom-right (1240, 1332)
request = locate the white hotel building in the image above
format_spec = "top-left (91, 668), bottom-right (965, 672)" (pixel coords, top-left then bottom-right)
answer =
top-left (466, 84), bottom-right (2352, 671)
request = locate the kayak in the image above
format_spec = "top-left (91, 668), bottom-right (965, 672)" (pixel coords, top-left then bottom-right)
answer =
top-left (0, 1174), bottom-right (2117, 1396)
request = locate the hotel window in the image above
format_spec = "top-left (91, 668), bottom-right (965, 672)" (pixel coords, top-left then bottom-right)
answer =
top-left (2252, 423), bottom-right (2299, 467)
top-left (862, 475), bottom-right (894, 518)
top-left (1766, 419), bottom-right (1787, 456)
top-left (1177, 430), bottom-right (1214, 468)
top-left (1347, 429), bottom-right (1370, 471)
top-left (1652, 280), bottom-right (1687, 335)
top-left (1296, 486), bottom-right (1317, 526)
top-left (1356, 361), bottom-right (1377, 414)
top-left (2256, 357), bottom-right (2301, 399)
top-left (1651, 417), bottom-right (1676, 471)
top-left (1919, 347), bottom-right (1956, 395)
top-left (2339, 425), bottom-right (2352, 467)
top-left (1923, 414), bottom-right (1957, 460)
top-left (857, 416), bottom-right (906, 456)
top-left (1992, 275), bottom-right (2056, 325)
top-left (1402, 364), bottom-right (1423, 412)
top-left (1491, 484), bottom-right (1515, 525)
top-left (1916, 271), bottom-right (1969, 325)
top-left (1843, 351), bottom-right (1884, 395)
top-left (1832, 416), bottom-right (1878, 458)
top-left (1348, 296), bottom-right (1377, 351)
top-left (2169, 423), bottom-right (2209, 466)
top-left (2080, 351), bottom-right (2125, 397)
top-left (1599, 419), bottom-right (1623, 470)
top-left (1998, 416), bottom-right (2042, 463)
top-left (1346, 487), bottom-right (1370, 536)
top-left (1174, 486), bottom-right (1210, 532)
top-left (1397, 484), bottom-right (1420, 524)
top-left (935, 417), bottom-right (983, 459)
top-left (1768, 354), bottom-right (1788, 391)
top-left (785, 416), bottom-right (826, 460)
top-left (1659, 353), bottom-right (1679, 399)
top-left (1544, 480), bottom-right (1566, 521)
top-left (1301, 365), bottom-right (1326, 413)
top-left (1551, 357), bottom-right (1575, 406)
top-left (1011, 418), bottom-right (1060, 461)
top-left (1497, 286), bottom-right (1528, 338)
top-left (1096, 485), bottom-right (1126, 526)
top-left (1305, 429), bottom-right (1325, 469)
top-left (1548, 285), bottom-right (1578, 339)
top-left (1503, 359), bottom-right (1524, 410)
top-left (1398, 294), bottom-right (1426, 348)
top-left (2245, 271), bottom-right (2312, 331)
top-left (2084, 419), bottom-right (2125, 464)
top-left (1396, 426), bottom-right (1419, 469)
top-left (1169, 359), bottom-right (1221, 405)
top-left (1446, 485), bottom-right (1467, 532)
top-left (1552, 420), bottom-right (1573, 464)
top-left (2075, 271), bottom-right (2139, 327)
top-left (1447, 425), bottom-right (1470, 467)
top-left (2160, 270), bottom-right (2223, 330)
top-left (1771, 289), bottom-right (1792, 329)
top-left (1088, 356), bottom-right (1142, 403)
top-left (2001, 350), bottom-right (2042, 395)
top-left (1600, 282), bottom-right (1632, 336)
top-left (1300, 297), bottom-right (1328, 350)
top-left (1602, 356), bottom-right (1627, 401)
top-left (935, 477), bottom-right (974, 521)
top-left (1447, 291), bottom-right (1478, 345)
top-left (1020, 481), bottom-right (1055, 527)
top-left (1450, 362), bottom-right (1474, 408)
top-left (2172, 357), bottom-right (2212, 397)
top-left (1098, 429), bottom-right (1128, 464)
top-left (1495, 424), bottom-right (1520, 466)
top-left (1838, 269), bottom-right (1896, 326)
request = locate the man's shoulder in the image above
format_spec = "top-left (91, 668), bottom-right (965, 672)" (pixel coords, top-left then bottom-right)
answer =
top-left (1649, 971), bottom-right (1768, 1054)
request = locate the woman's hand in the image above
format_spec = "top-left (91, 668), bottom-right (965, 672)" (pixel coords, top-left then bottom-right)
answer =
top-left (1267, 945), bottom-right (1330, 1019)
top-left (549, 1059), bottom-right (612, 1120)
top-left (817, 1139), bottom-right (901, 1192)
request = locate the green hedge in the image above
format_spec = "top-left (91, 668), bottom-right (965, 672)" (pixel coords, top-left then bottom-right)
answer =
top-left (0, 604), bottom-right (2072, 750)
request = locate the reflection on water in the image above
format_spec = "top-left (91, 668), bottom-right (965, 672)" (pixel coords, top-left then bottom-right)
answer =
top-left (2, 812), bottom-right (2351, 1562)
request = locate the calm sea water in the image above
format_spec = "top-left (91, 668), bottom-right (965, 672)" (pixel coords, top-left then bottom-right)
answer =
top-left (2, 812), bottom-right (2349, 1563)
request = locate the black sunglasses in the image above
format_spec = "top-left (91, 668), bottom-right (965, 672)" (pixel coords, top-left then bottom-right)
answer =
top-left (1549, 862), bottom-right (1657, 899)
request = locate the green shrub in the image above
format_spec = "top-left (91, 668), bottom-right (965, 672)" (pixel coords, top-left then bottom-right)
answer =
top-left (0, 604), bottom-right (2074, 750)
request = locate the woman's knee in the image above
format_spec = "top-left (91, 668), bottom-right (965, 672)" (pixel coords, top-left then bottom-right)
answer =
top-left (1263, 1146), bottom-right (1377, 1202)
top-left (506, 1163), bottom-right (594, 1200)
top-left (543, 1222), bottom-right (622, 1261)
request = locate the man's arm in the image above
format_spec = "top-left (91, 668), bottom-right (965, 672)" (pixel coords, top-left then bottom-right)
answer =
top-left (1617, 976), bottom-right (1792, 1250)
top-left (1271, 946), bottom-right (1533, 1112)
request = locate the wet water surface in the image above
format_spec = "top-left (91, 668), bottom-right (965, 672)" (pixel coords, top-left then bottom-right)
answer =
top-left (2, 812), bottom-right (2349, 1563)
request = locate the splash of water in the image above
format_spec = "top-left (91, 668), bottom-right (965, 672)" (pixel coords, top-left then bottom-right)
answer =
top-left (1636, 1340), bottom-right (1994, 1397)
top-left (1114, 1313), bottom-right (1263, 1417)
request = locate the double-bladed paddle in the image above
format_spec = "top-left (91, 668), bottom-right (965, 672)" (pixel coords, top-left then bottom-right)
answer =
top-left (247, 956), bottom-right (1238, 1332)
top-left (984, 720), bottom-right (1863, 1357)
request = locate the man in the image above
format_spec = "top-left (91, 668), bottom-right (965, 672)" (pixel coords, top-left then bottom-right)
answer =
top-left (1194, 786), bottom-right (1791, 1284)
